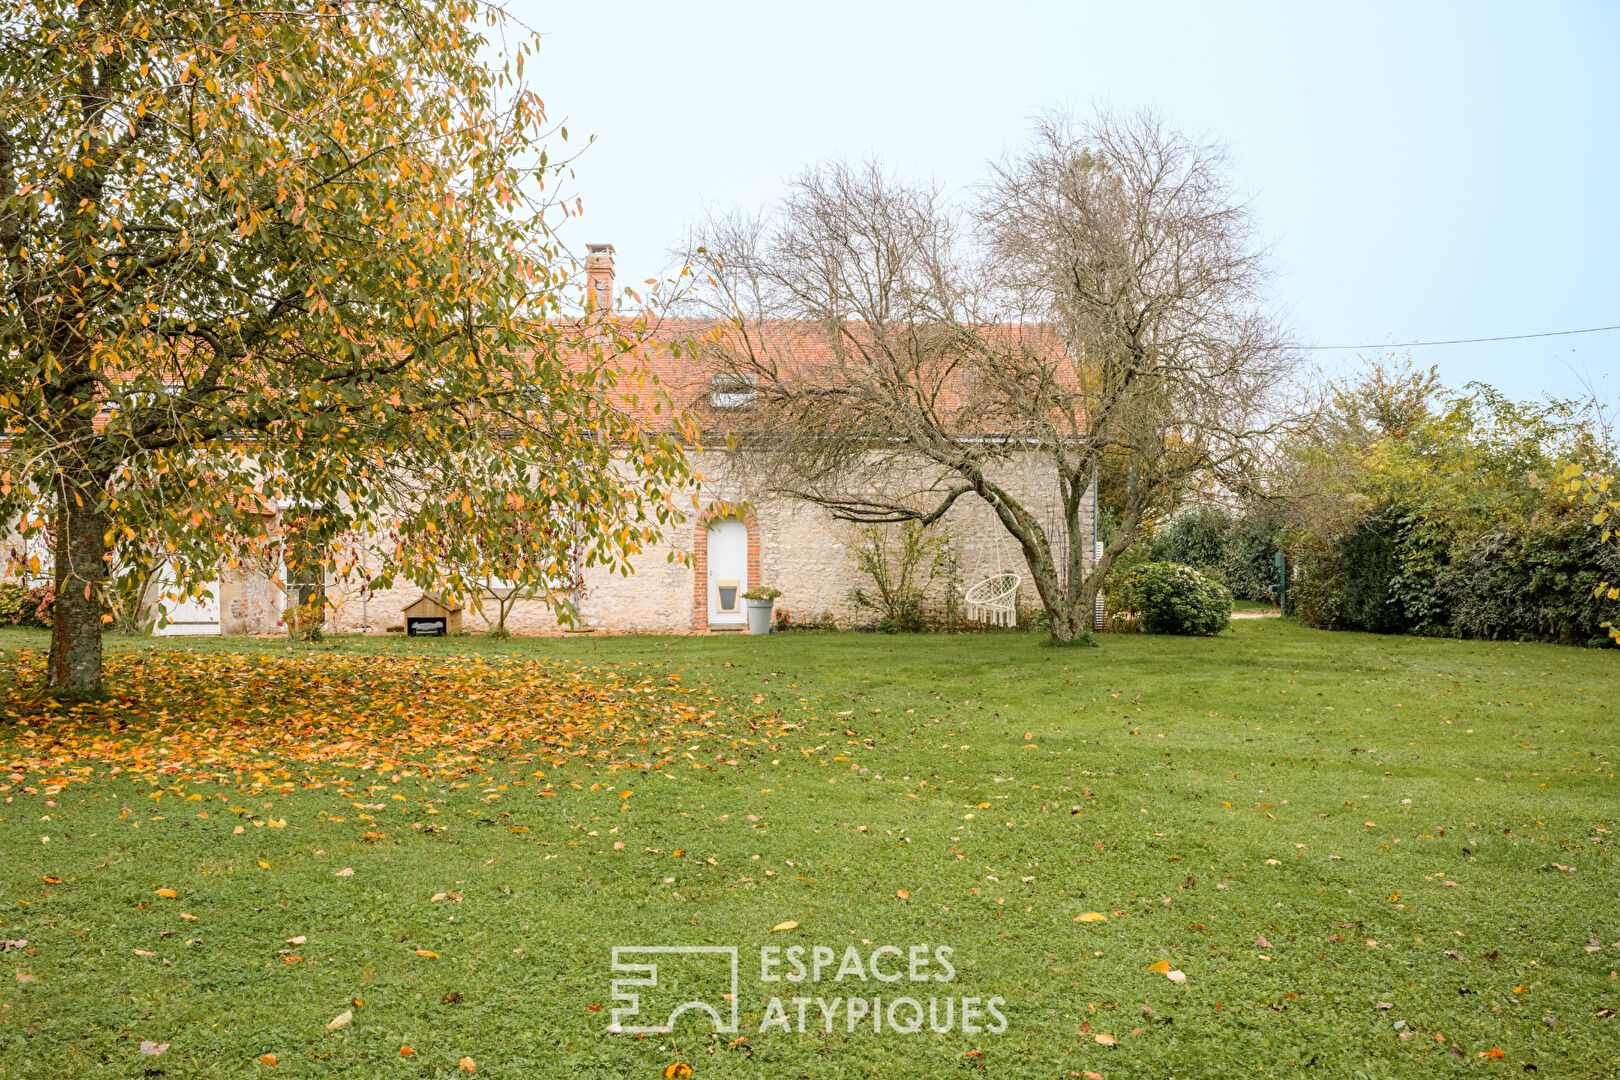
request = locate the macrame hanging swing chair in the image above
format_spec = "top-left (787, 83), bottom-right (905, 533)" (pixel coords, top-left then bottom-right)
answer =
top-left (963, 517), bottom-right (1020, 628)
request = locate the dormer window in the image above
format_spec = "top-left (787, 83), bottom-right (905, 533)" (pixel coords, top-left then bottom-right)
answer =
top-left (710, 373), bottom-right (757, 409)
top-left (115, 382), bottom-right (188, 410)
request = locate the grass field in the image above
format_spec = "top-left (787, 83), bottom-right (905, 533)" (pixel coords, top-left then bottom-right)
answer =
top-left (1, 621), bottom-right (1616, 1079)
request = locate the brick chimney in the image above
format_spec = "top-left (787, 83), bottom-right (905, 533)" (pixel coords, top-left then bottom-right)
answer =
top-left (585, 243), bottom-right (615, 313)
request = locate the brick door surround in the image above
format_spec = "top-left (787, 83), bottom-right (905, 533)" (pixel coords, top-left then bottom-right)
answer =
top-left (693, 501), bottom-right (761, 630)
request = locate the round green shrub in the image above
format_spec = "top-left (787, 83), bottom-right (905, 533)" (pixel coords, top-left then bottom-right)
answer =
top-left (1121, 561), bottom-right (1232, 636)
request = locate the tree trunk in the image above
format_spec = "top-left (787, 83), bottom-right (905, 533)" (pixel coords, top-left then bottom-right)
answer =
top-left (1056, 514), bottom-right (1140, 643)
top-left (1029, 485), bottom-right (1134, 645)
top-left (1021, 543), bottom-right (1091, 643)
top-left (48, 476), bottom-right (109, 698)
top-left (1060, 572), bottom-right (1103, 642)
top-left (1043, 577), bottom-right (1096, 643)
top-left (1046, 601), bottom-right (1091, 642)
top-left (991, 467), bottom-right (1098, 644)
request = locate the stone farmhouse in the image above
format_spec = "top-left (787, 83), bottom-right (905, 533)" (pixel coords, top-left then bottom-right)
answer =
top-left (9, 245), bottom-right (1096, 637)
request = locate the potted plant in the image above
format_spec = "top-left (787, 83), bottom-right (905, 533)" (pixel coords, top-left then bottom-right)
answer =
top-left (742, 587), bottom-right (781, 635)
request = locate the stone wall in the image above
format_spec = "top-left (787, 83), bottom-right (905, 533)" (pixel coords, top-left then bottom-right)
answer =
top-left (239, 448), bottom-right (1093, 637)
top-left (689, 451), bottom-right (1092, 631)
top-left (219, 561), bottom-right (283, 636)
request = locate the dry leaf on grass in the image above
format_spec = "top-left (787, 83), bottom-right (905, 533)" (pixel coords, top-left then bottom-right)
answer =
top-left (1, 652), bottom-right (771, 791)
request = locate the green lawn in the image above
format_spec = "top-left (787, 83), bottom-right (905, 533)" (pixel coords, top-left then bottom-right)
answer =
top-left (1, 622), bottom-right (1616, 1078)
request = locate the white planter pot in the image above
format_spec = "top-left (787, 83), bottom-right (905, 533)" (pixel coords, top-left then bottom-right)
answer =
top-left (745, 598), bottom-right (774, 635)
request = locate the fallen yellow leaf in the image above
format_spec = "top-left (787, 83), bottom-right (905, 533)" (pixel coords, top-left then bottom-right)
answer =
top-left (770, 920), bottom-right (799, 932)
top-left (459, 1057), bottom-right (476, 1073)
top-left (416, 949), bottom-right (440, 959)
top-left (0, 653), bottom-right (755, 798)
top-left (154, 888), bottom-right (178, 898)
top-left (1076, 912), bottom-right (1108, 923)
top-left (1146, 960), bottom-right (1171, 973)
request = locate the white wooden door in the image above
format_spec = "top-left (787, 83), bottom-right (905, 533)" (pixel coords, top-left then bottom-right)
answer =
top-left (706, 518), bottom-right (747, 626)
top-left (155, 570), bottom-right (221, 636)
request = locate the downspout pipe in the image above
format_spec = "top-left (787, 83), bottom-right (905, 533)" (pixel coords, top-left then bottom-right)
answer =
top-left (1091, 464), bottom-right (1105, 631)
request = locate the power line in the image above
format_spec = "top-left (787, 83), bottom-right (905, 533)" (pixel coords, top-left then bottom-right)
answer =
top-left (1303, 323), bottom-right (1620, 351)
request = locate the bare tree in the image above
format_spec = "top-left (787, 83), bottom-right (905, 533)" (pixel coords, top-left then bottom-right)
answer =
top-left (683, 109), bottom-right (1298, 642)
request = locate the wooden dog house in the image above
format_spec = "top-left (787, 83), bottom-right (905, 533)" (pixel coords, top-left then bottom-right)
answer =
top-left (403, 593), bottom-right (462, 636)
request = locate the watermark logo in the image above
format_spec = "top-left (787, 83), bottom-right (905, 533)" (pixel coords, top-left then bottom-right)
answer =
top-left (606, 943), bottom-right (1005, 1036)
top-left (609, 946), bottom-right (739, 1034)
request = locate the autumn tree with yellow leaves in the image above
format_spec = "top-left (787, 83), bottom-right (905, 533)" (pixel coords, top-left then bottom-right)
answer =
top-left (1, 1), bottom-right (691, 695)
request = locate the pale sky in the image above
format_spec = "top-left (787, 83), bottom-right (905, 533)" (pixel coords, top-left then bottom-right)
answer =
top-left (512, 0), bottom-right (1620, 404)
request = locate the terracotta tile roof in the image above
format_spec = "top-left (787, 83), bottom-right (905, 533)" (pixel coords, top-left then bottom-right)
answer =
top-left (591, 316), bottom-right (1073, 435)
top-left (12, 316), bottom-right (1067, 444)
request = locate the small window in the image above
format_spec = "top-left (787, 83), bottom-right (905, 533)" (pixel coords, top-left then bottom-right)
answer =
top-left (709, 373), bottom-right (757, 409)
top-left (281, 506), bottom-right (329, 608)
top-left (714, 578), bottom-right (740, 613)
top-left (120, 382), bottom-right (187, 410)
top-left (285, 550), bottom-right (324, 608)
